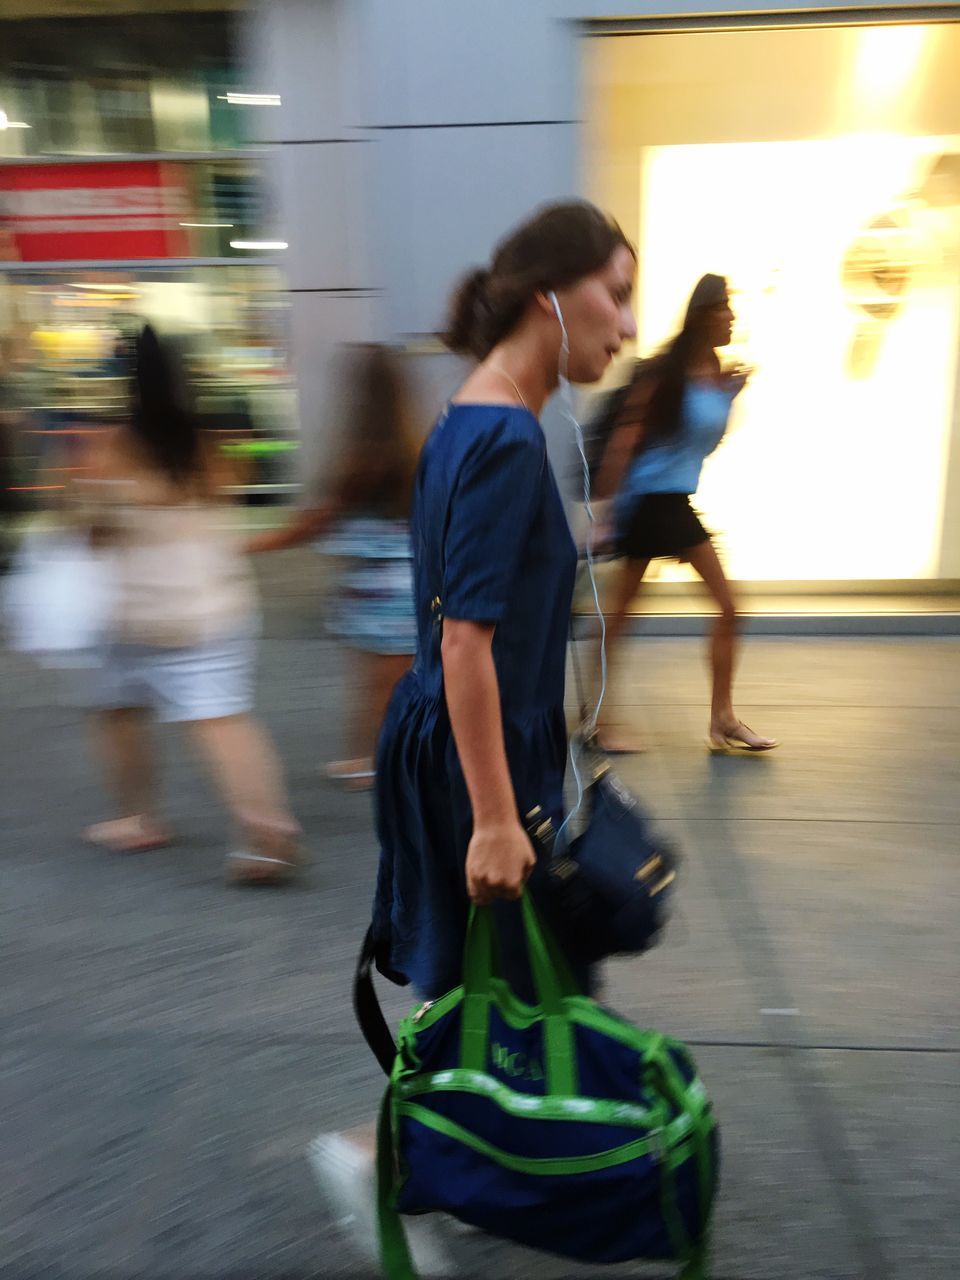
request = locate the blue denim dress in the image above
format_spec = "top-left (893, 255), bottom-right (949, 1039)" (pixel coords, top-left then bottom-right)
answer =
top-left (371, 404), bottom-right (578, 999)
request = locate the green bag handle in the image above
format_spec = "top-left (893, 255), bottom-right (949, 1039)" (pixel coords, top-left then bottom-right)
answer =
top-left (379, 890), bottom-right (712, 1279)
top-left (459, 893), bottom-right (578, 1095)
top-left (377, 1089), bottom-right (416, 1280)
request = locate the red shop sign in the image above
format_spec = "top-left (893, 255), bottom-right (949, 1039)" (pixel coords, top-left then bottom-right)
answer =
top-left (0, 161), bottom-right (191, 262)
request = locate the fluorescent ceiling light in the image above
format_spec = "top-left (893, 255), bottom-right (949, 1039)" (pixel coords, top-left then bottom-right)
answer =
top-left (180, 222), bottom-right (235, 228)
top-left (217, 93), bottom-right (281, 107)
top-left (230, 239), bottom-right (288, 251)
top-left (0, 109), bottom-right (30, 129)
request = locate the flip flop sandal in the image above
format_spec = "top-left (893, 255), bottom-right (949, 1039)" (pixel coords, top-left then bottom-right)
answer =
top-left (226, 812), bottom-right (302, 886)
top-left (322, 760), bottom-right (376, 791)
top-left (82, 817), bottom-right (172, 854)
top-left (707, 722), bottom-right (779, 753)
top-left (224, 850), bottom-right (300, 886)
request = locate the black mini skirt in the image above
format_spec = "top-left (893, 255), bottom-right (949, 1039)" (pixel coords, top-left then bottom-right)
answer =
top-left (617, 493), bottom-right (710, 560)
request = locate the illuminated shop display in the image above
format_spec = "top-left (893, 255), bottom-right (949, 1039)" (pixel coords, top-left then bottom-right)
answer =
top-left (587, 21), bottom-right (960, 584)
top-left (639, 134), bottom-right (960, 580)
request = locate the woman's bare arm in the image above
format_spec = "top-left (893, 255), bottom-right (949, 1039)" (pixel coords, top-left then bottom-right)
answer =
top-left (441, 618), bottom-right (535, 905)
top-left (592, 376), bottom-right (653, 501)
top-left (245, 502), bottom-right (337, 554)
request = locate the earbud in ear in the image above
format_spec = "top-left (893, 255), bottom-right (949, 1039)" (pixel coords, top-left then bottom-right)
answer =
top-left (548, 289), bottom-right (569, 360)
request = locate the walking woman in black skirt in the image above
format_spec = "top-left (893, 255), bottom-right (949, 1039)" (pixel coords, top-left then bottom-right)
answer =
top-left (594, 274), bottom-right (778, 754)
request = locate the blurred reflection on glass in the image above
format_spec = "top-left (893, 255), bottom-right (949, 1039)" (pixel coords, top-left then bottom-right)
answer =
top-left (0, 10), bottom-right (255, 159)
top-left (0, 267), bottom-right (298, 505)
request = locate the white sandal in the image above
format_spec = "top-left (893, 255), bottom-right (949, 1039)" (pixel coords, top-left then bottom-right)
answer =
top-left (322, 759), bottom-right (376, 791)
top-left (226, 814), bottom-right (302, 885)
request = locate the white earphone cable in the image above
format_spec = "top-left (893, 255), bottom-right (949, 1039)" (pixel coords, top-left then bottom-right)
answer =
top-left (550, 292), bottom-right (608, 851)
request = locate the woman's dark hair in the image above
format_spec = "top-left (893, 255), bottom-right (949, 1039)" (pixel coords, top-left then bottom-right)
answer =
top-left (129, 324), bottom-right (201, 484)
top-left (444, 200), bottom-right (635, 360)
top-left (644, 273), bottom-right (729, 441)
top-left (328, 344), bottom-right (419, 520)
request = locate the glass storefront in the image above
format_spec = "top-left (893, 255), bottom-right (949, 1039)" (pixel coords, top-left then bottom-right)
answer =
top-left (0, 10), bottom-right (251, 159)
top-left (586, 21), bottom-right (960, 587)
top-left (0, 5), bottom-right (298, 506)
top-left (0, 265), bottom-right (297, 501)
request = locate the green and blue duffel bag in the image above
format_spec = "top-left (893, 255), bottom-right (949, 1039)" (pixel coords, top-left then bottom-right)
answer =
top-left (357, 894), bottom-right (719, 1278)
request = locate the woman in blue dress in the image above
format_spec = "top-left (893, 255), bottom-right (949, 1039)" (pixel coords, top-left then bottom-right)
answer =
top-left (594, 274), bottom-right (778, 755)
top-left (372, 200), bottom-right (637, 1000)
top-left (310, 200), bottom-right (637, 1265)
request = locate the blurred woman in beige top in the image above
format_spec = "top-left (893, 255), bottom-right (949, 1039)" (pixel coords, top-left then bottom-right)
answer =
top-left (77, 325), bottom-right (299, 884)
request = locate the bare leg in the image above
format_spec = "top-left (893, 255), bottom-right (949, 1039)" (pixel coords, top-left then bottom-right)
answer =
top-left (355, 652), bottom-right (410, 758)
top-left (94, 707), bottom-right (157, 818)
top-left (188, 713), bottom-right (301, 877)
top-left (596, 557), bottom-right (649, 752)
top-left (84, 708), bottom-right (170, 850)
top-left (327, 651), bottom-right (411, 789)
top-left (684, 539), bottom-right (776, 749)
top-left (189, 712), bottom-right (292, 824)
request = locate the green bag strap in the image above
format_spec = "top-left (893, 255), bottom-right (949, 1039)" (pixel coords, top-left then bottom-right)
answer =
top-left (378, 1079), bottom-right (707, 1280)
top-left (650, 1039), bottom-right (716, 1280)
top-left (520, 893), bottom-right (582, 1003)
top-left (660, 1153), bottom-right (713, 1280)
top-left (459, 896), bottom-right (577, 1095)
top-left (379, 1054), bottom-right (711, 1280)
top-left (654, 1047), bottom-right (716, 1242)
top-left (376, 1089), bottom-right (418, 1280)
top-left (531, 900), bottom-right (586, 999)
top-left (459, 904), bottom-right (496, 1086)
top-left (679, 1243), bottom-right (707, 1280)
top-left (519, 895), bottom-right (578, 1095)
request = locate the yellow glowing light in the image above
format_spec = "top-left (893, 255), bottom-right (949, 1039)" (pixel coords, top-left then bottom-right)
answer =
top-left (69, 283), bottom-right (139, 295)
top-left (55, 295), bottom-right (129, 307)
top-left (639, 135), bottom-right (960, 581)
top-left (853, 26), bottom-right (930, 104)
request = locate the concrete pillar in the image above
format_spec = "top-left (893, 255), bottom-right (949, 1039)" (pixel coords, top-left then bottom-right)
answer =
top-left (240, 0), bottom-right (382, 484)
top-left (244, 0), bottom-right (587, 474)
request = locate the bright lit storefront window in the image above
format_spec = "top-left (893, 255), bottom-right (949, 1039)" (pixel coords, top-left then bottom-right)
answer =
top-left (0, 7), bottom-right (296, 505)
top-left (587, 22), bottom-right (960, 584)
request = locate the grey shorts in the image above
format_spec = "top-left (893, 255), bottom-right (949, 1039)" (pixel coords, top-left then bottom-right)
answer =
top-left (95, 632), bottom-right (256, 723)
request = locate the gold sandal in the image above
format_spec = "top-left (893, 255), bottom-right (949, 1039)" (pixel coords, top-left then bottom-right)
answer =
top-left (707, 721), bottom-right (779, 753)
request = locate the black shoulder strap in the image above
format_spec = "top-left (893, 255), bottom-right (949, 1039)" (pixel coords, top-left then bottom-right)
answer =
top-left (353, 926), bottom-right (397, 1076)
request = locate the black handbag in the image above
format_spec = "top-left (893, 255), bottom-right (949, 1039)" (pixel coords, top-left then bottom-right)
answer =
top-left (524, 632), bottom-right (678, 967)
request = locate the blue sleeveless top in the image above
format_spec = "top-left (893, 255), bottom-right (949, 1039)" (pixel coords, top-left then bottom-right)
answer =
top-left (620, 380), bottom-right (734, 499)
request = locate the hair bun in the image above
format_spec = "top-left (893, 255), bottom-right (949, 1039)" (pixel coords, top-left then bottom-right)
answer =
top-left (443, 267), bottom-right (492, 357)
top-left (442, 200), bottom-right (633, 362)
